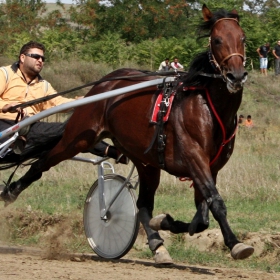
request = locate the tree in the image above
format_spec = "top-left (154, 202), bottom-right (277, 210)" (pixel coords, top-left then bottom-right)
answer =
top-left (0, 0), bottom-right (46, 54)
top-left (75, 0), bottom-right (190, 43)
top-left (2, 0), bottom-right (46, 33)
top-left (67, 0), bottom-right (98, 41)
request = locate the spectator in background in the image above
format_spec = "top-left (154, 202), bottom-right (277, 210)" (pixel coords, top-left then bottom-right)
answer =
top-left (238, 114), bottom-right (245, 126)
top-left (272, 40), bottom-right (280, 76)
top-left (158, 58), bottom-right (170, 72)
top-left (170, 57), bottom-right (184, 70)
top-left (245, 115), bottom-right (254, 128)
top-left (256, 43), bottom-right (270, 76)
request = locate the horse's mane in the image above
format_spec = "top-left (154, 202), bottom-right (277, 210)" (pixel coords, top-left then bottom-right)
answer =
top-left (183, 9), bottom-right (240, 87)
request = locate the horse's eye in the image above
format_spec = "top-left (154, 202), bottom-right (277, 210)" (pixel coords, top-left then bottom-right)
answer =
top-left (213, 37), bottom-right (222, 45)
top-left (241, 36), bottom-right (246, 43)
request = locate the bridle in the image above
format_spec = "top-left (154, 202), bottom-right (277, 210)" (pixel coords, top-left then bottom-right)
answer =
top-left (208, 18), bottom-right (246, 81)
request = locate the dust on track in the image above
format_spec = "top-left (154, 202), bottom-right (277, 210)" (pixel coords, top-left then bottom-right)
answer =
top-left (1, 208), bottom-right (280, 280)
top-left (0, 245), bottom-right (279, 280)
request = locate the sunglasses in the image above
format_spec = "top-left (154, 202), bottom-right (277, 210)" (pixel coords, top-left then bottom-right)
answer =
top-left (25, 53), bottom-right (45, 62)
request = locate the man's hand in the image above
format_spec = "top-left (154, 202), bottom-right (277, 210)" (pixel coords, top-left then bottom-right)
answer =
top-left (2, 103), bottom-right (22, 114)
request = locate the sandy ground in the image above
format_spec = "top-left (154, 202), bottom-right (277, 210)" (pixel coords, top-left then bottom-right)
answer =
top-left (0, 246), bottom-right (279, 280)
top-left (1, 209), bottom-right (280, 280)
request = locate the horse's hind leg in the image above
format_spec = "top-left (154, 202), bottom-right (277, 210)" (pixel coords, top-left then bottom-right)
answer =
top-left (0, 157), bottom-right (46, 206)
top-left (0, 127), bottom-right (99, 206)
top-left (136, 163), bottom-right (173, 264)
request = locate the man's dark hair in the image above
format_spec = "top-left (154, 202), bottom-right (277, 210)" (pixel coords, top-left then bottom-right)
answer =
top-left (19, 41), bottom-right (45, 57)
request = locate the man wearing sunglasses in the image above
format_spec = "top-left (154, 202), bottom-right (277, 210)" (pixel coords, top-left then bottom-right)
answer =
top-left (0, 41), bottom-right (128, 205)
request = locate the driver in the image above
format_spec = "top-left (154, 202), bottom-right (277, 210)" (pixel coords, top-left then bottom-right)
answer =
top-left (0, 41), bottom-right (128, 204)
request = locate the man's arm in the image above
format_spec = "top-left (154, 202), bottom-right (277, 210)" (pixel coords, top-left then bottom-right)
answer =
top-left (272, 49), bottom-right (279, 59)
top-left (170, 62), bottom-right (176, 69)
top-left (256, 47), bottom-right (262, 57)
top-left (0, 70), bottom-right (11, 113)
top-left (41, 82), bottom-right (74, 110)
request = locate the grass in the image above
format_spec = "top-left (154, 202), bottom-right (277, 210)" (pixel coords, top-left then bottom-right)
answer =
top-left (166, 243), bottom-right (280, 273)
top-left (0, 65), bottom-right (280, 271)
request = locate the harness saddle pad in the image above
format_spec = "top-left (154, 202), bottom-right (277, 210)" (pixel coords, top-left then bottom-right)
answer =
top-left (150, 91), bottom-right (175, 124)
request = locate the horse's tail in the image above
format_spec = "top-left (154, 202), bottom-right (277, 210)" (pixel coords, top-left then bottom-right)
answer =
top-left (0, 121), bottom-right (66, 170)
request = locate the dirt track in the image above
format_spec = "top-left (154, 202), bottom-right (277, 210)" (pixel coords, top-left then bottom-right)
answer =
top-left (0, 246), bottom-right (279, 280)
top-left (1, 210), bottom-right (280, 280)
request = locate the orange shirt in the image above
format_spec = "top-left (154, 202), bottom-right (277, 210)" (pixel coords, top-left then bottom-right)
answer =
top-left (245, 119), bottom-right (254, 127)
top-left (0, 63), bottom-right (74, 120)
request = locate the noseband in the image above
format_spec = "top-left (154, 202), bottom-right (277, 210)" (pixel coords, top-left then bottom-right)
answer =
top-left (208, 18), bottom-right (246, 79)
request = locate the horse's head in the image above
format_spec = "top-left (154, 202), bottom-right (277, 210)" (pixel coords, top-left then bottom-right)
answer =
top-left (202, 5), bottom-right (247, 93)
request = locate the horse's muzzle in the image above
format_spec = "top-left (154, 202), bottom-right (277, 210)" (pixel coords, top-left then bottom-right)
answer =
top-left (225, 71), bottom-right (248, 93)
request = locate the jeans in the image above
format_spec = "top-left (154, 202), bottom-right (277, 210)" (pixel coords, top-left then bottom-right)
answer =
top-left (275, 58), bottom-right (280, 75)
top-left (259, 57), bottom-right (268, 69)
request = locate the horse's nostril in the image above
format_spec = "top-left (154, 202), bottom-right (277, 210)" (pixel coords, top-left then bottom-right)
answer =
top-left (226, 73), bottom-right (235, 81)
top-left (226, 72), bottom-right (248, 82)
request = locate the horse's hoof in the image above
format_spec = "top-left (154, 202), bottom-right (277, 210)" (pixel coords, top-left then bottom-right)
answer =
top-left (0, 184), bottom-right (6, 202)
top-left (115, 153), bottom-right (130, 165)
top-left (149, 214), bottom-right (167, 231)
top-left (0, 185), bottom-right (17, 207)
top-left (231, 243), bottom-right (254, 260)
top-left (153, 245), bottom-right (173, 264)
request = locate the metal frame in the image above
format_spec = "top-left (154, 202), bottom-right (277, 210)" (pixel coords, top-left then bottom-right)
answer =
top-left (0, 77), bottom-right (175, 140)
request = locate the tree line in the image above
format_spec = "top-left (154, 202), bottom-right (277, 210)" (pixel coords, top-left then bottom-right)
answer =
top-left (0, 0), bottom-right (280, 70)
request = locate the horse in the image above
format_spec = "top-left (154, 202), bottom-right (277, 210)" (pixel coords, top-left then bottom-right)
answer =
top-left (0, 5), bottom-right (254, 263)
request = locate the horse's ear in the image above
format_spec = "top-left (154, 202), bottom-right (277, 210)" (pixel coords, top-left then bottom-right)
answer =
top-left (231, 9), bottom-right (239, 20)
top-left (202, 4), bottom-right (213, 21)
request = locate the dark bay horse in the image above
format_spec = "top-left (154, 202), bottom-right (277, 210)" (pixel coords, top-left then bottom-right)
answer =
top-left (0, 5), bottom-right (254, 263)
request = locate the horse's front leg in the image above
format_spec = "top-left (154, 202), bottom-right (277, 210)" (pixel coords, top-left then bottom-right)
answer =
top-left (188, 173), bottom-right (217, 235)
top-left (195, 178), bottom-right (254, 260)
top-left (189, 188), bottom-right (210, 235)
top-left (136, 163), bottom-right (173, 264)
top-left (149, 187), bottom-right (209, 235)
top-left (149, 176), bottom-right (254, 259)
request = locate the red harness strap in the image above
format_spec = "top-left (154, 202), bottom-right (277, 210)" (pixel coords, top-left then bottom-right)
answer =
top-left (179, 87), bottom-right (238, 185)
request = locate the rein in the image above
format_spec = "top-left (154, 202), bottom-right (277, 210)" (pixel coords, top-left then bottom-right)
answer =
top-left (179, 86), bottom-right (238, 183)
top-left (204, 88), bottom-right (238, 166)
top-left (199, 72), bottom-right (223, 79)
top-left (8, 70), bottom-right (185, 113)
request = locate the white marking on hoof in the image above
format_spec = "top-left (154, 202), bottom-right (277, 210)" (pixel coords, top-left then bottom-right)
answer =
top-left (149, 214), bottom-right (167, 231)
top-left (153, 245), bottom-right (173, 264)
top-left (231, 243), bottom-right (254, 260)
